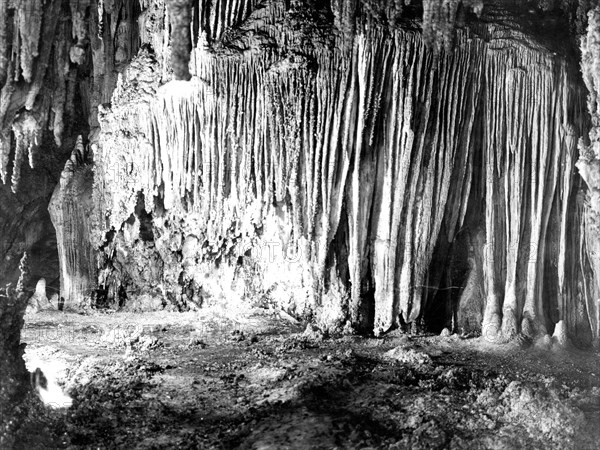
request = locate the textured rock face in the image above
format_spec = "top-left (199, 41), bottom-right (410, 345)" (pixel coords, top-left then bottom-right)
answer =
top-left (0, 166), bottom-right (60, 294)
top-left (0, 0), bottom-right (599, 343)
top-left (577, 5), bottom-right (600, 347)
top-left (90, 1), bottom-right (592, 342)
top-left (0, 0), bottom-right (92, 294)
top-left (0, 257), bottom-right (33, 448)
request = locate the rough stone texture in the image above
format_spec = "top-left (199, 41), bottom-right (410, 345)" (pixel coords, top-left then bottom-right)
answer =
top-left (0, 0), bottom-right (598, 343)
top-left (0, 0), bottom-right (90, 296)
top-left (0, 148), bottom-right (64, 296)
top-left (14, 310), bottom-right (600, 448)
top-left (0, 256), bottom-right (34, 448)
top-left (577, 6), bottom-right (600, 346)
top-left (87, 1), bottom-right (592, 344)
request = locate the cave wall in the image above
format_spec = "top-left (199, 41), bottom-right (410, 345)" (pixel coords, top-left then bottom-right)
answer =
top-left (0, 0), bottom-right (146, 304)
top-left (576, 5), bottom-right (600, 344)
top-left (87, 0), bottom-right (595, 343)
top-left (0, 0), bottom-right (598, 345)
top-left (0, 0), bottom-right (96, 295)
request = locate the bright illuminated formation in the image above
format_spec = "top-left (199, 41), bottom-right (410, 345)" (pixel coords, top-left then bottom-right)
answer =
top-left (0, 0), bottom-right (597, 344)
top-left (90, 1), bottom-right (594, 345)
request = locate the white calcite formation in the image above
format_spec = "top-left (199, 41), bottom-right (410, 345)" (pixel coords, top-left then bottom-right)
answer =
top-left (90, 0), bottom-right (593, 342)
top-left (0, 0), bottom-right (597, 344)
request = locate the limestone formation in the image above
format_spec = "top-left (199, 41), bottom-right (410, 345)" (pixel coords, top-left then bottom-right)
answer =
top-left (49, 136), bottom-right (96, 310)
top-left (90, 0), bottom-right (592, 342)
top-left (0, 0), bottom-right (598, 345)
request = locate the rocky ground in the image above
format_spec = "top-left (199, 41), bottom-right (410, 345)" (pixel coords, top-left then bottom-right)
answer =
top-left (10, 308), bottom-right (600, 449)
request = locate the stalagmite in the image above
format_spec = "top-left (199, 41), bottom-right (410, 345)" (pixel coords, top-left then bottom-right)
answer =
top-left (49, 137), bottom-right (96, 309)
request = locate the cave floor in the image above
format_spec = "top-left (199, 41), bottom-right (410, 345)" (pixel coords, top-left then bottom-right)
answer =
top-left (15, 308), bottom-right (600, 449)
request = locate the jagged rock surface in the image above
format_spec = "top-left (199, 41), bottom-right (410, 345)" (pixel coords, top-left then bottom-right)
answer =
top-left (0, 256), bottom-right (34, 448)
top-left (576, 5), bottom-right (600, 347)
top-left (89, 0), bottom-right (594, 343)
top-left (0, 0), bottom-right (598, 344)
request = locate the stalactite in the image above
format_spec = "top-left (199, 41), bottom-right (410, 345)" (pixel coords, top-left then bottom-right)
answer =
top-left (88, 2), bottom-right (105, 129)
top-left (421, 0), bottom-right (484, 50)
top-left (331, 0), bottom-right (358, 37)
top-left (25, 0), bottom-right (62, 111)
top-left (581, 199), bottom-right (600, 344)
top-left (98, 0), bottom-right (105, 36)
top-left (0, 0), bottom-right (148, 194)
top-left (11, 112), bottom-right (42, 192)
top-left (200, 0), bottom-right (258, 42)
top-left (478, 35), bottom-right (586, 342)
top-left (0, 0), bottom-right (8, 87)
top-left (0, 58), bottom-right (13, 130)
top-left (17, 0), bottom-right (43, 83)
top-left (101, 2), bottom-right (116, 104)
top-left (138, 1), bottom-right (166, 64)
top-left (52, 18), bottom-right (71, 147)
top-left (558, 126), bottom-right (577, 321)
top-left (70, 0), bottom-right (91, 65)
top-left (0, 59), bottom-right (14, 184)
top-left (167, 0), bottom-right (192, 80)
top-left (0, 130), bottom-right (9, 184)
top-left (16, 252), bottom-right (30, 293)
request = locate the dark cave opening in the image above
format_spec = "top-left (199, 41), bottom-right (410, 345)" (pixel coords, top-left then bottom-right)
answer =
top-left (423, 231), bottom-right (472, 335)
top-left (134, 191), bottom-right (155, 242)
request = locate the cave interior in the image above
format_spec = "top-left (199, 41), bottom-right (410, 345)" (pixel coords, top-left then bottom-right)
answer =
top-left (1, 0), bottom-right (600, 448)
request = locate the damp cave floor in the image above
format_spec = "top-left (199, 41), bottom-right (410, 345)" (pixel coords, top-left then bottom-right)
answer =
top-left (14, 308), bottom-right (600, 450)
